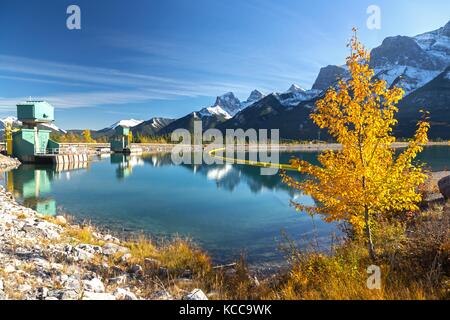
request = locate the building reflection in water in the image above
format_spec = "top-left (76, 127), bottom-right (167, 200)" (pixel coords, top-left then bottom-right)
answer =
top-left (111, 154), bottom-right (144, 180)
top-left (4, 162), bottom-right (88, 216)
top-left (2, 152), bottom-right (316, 216)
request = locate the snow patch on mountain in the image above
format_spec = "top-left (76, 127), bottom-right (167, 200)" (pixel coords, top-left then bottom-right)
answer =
top-left (241, 90), bottom-right (264, 108)
top-left (414, 21), bottom-right (450, 67)
top-left (151, 118), bottom-right (169, 129)
top-left (374, 66), bottom-right (440, 95)
top-left (0, 116), bottom-right (21, 127)
top-left (142, 117), bottom-right (172, 130)
top-left (368, 21), bottom-right (450, 96)
top-left (199, 106), bottom-right (232, 119)
top-left (40, 123), bottom-right (67, 133)
top-left (107, 119), bottom-right (144, 130)
top-left (276, 89), bottom-right (321, 107)
top-left (0, 116), bottom-right (66, 133)
top-left (287, 84), bottom-right (305, 93)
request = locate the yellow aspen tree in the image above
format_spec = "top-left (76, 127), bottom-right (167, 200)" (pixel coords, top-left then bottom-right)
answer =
top-left (82, 129), bottom-right (95, 143)
top-left (282, 30), bottom-right (430, 261)
top-left (128, 130), bottom-right (133, 144)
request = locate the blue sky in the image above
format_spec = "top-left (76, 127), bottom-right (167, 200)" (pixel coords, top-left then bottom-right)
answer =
top-left (0, 0), bottom-right (449, 129)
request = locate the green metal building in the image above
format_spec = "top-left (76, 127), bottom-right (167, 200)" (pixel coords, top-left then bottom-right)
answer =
top-left (12, 101), bottom-right (59, 162)
top-left (110, 125), bottom-right (131, 153)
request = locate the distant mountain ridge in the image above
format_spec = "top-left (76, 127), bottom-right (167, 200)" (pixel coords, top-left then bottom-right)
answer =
top-left (131, 117), bottom-right (175, 136)
top-left (99, 119), bottom-right (144, 132)
top-left (7, 21), bottom-right (449, 141)
top-left (214, 20), bottom-right (450, 139)
top-left (0, 116), bottom-right (67, 134)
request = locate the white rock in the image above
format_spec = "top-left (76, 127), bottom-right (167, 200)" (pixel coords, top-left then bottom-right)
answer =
top-left (64, 277), bottom-right (81, 291)
top-left (103, 234), bottom-right (117, 242)
top-left (18, 284), bottom-right (32, 292)
top-left (74, 247), bottom-right (94, 261)
top-left (83, 278), bottom-right (105, 293)
top-left (102, 243), bottom-right (129, 256)
top-left (46, 229), bottom-right (60, 240)
top-left (59, 290), bottom-right (80, 300)
top-left (184, 288), bottom-right (208, 300)
top-left (55, 215), bottom-right (67, 225)
top-left (4, 265), bottom-right (15, 273)
top-left (59, 274), bottom-right (69, 283)
top-left (32, 258), bottom-right (50, 269)
top-left (120, 253), bottom-right (132, 262)
top-left (50, 263), bottom-right (64, 271)
top-left (102, 242), bottom-right (130, 256)
top-left (82, 292), bottom-right (116, 300)
top-left (0, 279), bottom-right (3, 291)
top-left (38, 287), bottom-right (49, 298)
top-left (76, 244), bottom-right (102, 254)
top-left (114, 288), bottom-right (138, 300)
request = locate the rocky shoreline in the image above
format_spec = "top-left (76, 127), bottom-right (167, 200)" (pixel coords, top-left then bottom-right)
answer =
top-left (0, 153), bottom-right (212, 300)
top-left (0, 184), bottom-right (142, 300)
top-left (0, 184), bottom-right (213, 300)
top-left (0, 153), bottom-right (448, 300)
top-left (0, 154), bottom-right (20, 171)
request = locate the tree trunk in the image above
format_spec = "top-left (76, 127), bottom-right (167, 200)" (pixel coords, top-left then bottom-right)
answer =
top-left (364, 207), bottom-right (376, 261)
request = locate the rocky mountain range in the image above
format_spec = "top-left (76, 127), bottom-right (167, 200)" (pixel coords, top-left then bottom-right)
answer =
top-left (5, 21), bottom-right (449, 141)
top-left (138, 20), bottom-right (450, 140)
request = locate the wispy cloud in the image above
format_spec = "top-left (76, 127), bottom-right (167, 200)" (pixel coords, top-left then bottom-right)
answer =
top-left (107, 35), bottom-right (322, 89)
top-left (0, 54), bottom-right (179, 88)
top-left (0, 16), bottom-right (325, 113)
top-left (0, 54), bottom-right (268, 110)
top-left (0, 74), bottom-right (90, 87)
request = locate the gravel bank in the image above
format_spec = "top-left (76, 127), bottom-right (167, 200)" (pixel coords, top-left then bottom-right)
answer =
top-left (0, 184), bottom-right (143, 300)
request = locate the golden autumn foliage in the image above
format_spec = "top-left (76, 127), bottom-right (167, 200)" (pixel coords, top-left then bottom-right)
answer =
top-left (282, 31), bottom-right (430, 259)
top-left (82, 129), bottom-right (95, 143)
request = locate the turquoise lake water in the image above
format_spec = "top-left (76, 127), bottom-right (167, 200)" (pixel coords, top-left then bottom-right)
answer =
top-left (1, 146), bottom-right (449, 265)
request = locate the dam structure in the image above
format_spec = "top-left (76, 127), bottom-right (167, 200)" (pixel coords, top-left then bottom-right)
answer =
top-left (7, 100), bottom-right (88, 164)
top-left (110, 125), bottom-right (142, 154)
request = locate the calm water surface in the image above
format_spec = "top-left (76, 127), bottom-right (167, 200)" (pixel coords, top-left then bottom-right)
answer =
top-left (2, 146), bottom-right (449, 265)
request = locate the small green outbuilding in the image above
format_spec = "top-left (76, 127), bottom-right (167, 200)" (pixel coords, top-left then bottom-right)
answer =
top-left (11, 100), bottom-right (59, 162)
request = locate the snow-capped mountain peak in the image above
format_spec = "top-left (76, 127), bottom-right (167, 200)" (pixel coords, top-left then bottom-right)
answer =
top-left (213, 92), bottom-right (241, 116)
top-left (276, 88), bottom-right (321, 107)
top-left (368, 21), bottom-right (450, 96)
top-left (247, 90), bottom-right (264, 102)
top-left (240, 90), bottom-right (264, 109)
top-left (0, 116), bottom-right (66, 133)
top-left (0, 116), bottom-right (20, 125)
top-left (107, 119), bottom-right (144, 130)
top-left (199, 106), bottom-right (232, 119)
top-left (287, 84), bottom-right (305, 93)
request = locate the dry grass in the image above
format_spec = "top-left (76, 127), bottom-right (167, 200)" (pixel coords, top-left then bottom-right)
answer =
top-left (16, 213), bottom-right (28, 220)
top-left (274, 204), bottom-right (450, 300)
top-left (63, 225), bottom-right (104, 246)
top-left (37, 203), bottom-right (449, 300)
